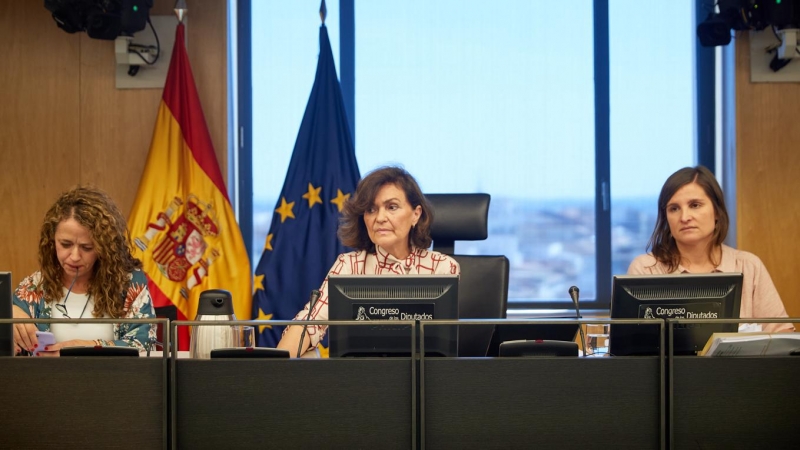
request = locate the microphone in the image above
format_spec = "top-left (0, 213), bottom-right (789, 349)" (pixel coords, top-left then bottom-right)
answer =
top-left (296, 289), bottom-right (321, 358)
top-left (569, 286), bottom-right (588, 357)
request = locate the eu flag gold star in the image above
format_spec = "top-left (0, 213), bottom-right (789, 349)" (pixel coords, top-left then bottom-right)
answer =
top-left (253, 274), bottom-right (265, 294)
top-left (264, 233), bottom-right (273, 251)
top-left (318, 342), bottom-right (330, 358)
top-left (275, 197), bottom-right (295, 223)
top-left (302, 183), bottom-right (323, 208)
top-left (256, 309), bottom-right (273, 333)
top-left (330, 189), bottom-right (350, 212)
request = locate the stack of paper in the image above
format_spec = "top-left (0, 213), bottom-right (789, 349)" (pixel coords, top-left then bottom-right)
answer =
top-left (699, 332), bottom-right (800, 356)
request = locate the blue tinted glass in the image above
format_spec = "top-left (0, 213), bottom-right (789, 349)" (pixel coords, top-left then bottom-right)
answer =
top-left (356, 1), bottom-right (596, 301)
top-left (609, 0), bottom-right (695, 277)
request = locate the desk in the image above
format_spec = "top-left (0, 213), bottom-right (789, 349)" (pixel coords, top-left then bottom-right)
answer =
top-left (671, 356), bottom-right (800, 448)
top-left (421, 357), bottom-right (663, 449)
top-left (9, 318), bottom-right (796, 448)
top-left (174, 358), bottom-right (414, 449)
top-left (0, 357), bottom-right (167, 448)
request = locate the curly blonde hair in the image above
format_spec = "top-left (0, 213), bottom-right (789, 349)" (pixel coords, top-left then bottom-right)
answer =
top-left (38, 186), bottom-right (142, 318)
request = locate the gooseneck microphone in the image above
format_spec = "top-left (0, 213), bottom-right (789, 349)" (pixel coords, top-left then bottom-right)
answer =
top-left (569, 286), bottom-right (588, 356)
top-left (296, 289), bottom-right (321, 358)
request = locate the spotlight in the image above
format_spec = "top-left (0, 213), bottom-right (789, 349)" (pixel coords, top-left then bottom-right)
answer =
top-left (44, 0), bottom-right (152, 40)
top-left (697, 0), bottom-right (769, 47)
top-left (697, 9), bottom-right (739, 46)
top-left (44, 0), bottom-right (94, 34)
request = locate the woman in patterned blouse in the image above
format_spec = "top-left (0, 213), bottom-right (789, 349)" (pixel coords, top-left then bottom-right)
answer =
top-left (12, 186), bottom-right (156, 356)
top-left (277, 166), bottom-right (460, 357)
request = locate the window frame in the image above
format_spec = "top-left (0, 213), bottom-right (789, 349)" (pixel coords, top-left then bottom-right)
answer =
top-left (234, 0), bottom-right (716, 313)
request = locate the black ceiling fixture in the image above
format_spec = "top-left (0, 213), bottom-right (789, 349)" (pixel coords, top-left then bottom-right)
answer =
top-left (44, 0), bottom-right (153, 40)
top-left (697, 0), bottom-right (799, 47)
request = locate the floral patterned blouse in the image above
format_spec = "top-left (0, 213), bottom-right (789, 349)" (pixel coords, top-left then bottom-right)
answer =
top-left (12, 269), bottom-right (157, 350)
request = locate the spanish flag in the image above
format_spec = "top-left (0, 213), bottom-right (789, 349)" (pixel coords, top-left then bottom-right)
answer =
top-left (129, 23), bottom-right (251, 349)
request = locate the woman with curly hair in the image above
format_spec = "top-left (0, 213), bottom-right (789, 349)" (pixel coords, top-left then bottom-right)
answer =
top-left (277, 166), bottom-right (460, 357)
top-left (12, 186), bottom-right (156, 355)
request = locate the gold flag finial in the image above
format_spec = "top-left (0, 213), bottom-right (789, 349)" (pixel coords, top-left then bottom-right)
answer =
top-left (319, 0), bottom-right (327, 23)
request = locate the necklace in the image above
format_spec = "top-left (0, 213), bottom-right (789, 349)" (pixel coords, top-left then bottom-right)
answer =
top-left (78, 295), bottom-right (91, 319)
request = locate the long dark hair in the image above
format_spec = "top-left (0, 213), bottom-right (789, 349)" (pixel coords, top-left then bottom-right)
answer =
top-left (646, 166), bottom-right (729, 272)
top-left (338, 166), bottom-right (434, 252)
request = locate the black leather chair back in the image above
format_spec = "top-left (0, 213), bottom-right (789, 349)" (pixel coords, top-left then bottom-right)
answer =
top-left (427, 194), bottom-right (510, 357)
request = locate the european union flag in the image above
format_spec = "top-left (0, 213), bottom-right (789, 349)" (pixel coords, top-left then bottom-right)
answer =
top-left (253, 24), bottom-right (360, 348)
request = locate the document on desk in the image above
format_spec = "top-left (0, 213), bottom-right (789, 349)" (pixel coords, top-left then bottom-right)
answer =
top-left (699, 332), bottom-right (800, 356)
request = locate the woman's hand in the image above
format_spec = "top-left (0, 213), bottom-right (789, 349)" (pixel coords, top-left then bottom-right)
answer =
top-left (36, 339), bottom-right (97, 357)
top-left (12, 305), bottom-right (38, 354)
top-left (35, 339), bottom-right (98, 357)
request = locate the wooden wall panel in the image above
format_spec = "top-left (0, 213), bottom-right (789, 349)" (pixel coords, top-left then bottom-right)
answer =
top-left (0, 0), bottom-right (227, 285)
top-left (735, 33), bottom-right (800, 321)
top-left (79, 33), bottom-right (163, 216)
top-left (0, 2), bottom-right (82, 283)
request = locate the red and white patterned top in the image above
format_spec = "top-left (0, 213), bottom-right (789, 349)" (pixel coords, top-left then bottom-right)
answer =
top-left (291, 246), bottom-right (460, 348)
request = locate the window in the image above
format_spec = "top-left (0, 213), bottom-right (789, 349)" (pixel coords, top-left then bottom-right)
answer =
top-left (243, 0), bottom-right (708, 311)
top-left (355, 1), bottom-right (597, 305)
top-left (608, 1), bottom-right (696, 284)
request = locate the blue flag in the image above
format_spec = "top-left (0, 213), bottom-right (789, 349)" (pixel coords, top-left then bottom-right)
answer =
top-left (253, 25), bottom-right (360, 348)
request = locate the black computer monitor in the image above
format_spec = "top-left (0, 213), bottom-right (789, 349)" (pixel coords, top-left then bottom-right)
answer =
top-left (327, 274), bottom-right (459, 357)
top-left (610, 273), bottom-right (743, 356)
top-left (1, 272), bottom-right (13, 357)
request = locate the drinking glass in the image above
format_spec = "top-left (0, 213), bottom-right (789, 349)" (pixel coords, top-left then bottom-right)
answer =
top-left (585, 324), bottom-right (610, 356)
top-left (240, 326), bottom-right (256, 348)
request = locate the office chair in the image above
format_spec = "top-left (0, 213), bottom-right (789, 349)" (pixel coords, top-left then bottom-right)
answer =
top-left (153, 304), bottom-right (177, 351)
top-left (427, 193), bottom-right (510, 357)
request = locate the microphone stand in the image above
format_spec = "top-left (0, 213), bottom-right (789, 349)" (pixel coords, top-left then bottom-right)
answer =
top-left (569, 286), bottom-right (588, 356)
top-left (297, 289), bottom-right (321, 358)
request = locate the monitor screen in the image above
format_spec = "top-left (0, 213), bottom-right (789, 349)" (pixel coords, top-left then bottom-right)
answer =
top-left (610, 273), bottom-right (743, 356)
top-left (327, 274), bottom-right (459, 357)
top-left (1, 272), bottom-right (13, 357)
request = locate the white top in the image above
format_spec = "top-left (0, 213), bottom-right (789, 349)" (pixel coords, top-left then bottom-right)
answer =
top-left (50, 291), bottom-right (115, 343)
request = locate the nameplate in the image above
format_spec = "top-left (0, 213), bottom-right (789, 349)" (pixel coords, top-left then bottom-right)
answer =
top-left (639, 302), bottom-right (722, 320)
top-left (352, 303), bottom-right (435, 321)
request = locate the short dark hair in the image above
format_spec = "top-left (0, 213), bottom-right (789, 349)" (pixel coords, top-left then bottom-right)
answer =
top-left (646, 166), bottom-right (729, 272)
top-left (338, 166), bottom-right (434, 252)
